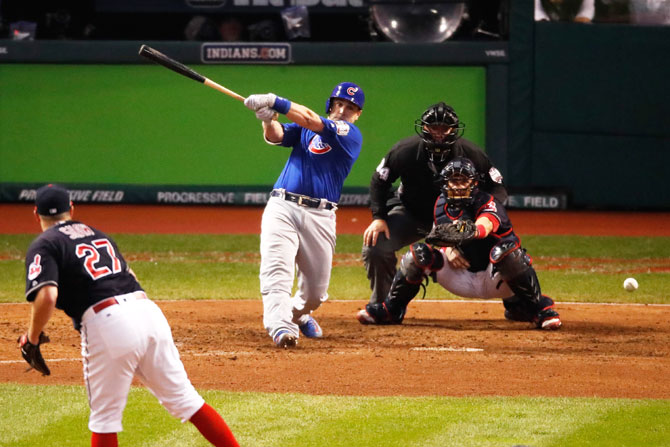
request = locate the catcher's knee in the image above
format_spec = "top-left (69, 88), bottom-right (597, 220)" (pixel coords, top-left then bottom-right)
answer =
top-left (490, 241), bottom-right (531, 281)
top-left (399, 243), bottom-right (444, 283)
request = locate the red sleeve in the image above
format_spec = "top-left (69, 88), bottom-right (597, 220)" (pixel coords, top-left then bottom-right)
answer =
top-left (478, 213), bottom-right (500, 233)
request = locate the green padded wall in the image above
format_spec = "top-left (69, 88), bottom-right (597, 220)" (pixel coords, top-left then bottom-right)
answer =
top-left (0, 64), bottom-right (485, 188)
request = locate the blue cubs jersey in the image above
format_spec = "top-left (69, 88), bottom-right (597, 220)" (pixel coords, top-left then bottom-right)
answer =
top-left (273, 117), bottom-right (363, 203)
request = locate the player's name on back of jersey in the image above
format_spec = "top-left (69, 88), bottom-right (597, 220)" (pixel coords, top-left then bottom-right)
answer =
top-left (6, 186), bottom-right (567, 209)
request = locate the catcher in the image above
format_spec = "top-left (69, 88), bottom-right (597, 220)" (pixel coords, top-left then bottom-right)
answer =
top-left (356, 157), bottom-right (561, 330)
top-left (19, 184), bottom-right (239, 447)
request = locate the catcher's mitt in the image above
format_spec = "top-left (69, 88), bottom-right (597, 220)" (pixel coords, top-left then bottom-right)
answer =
top-left (18, 332), bottom-right (51, 376)
top-left (425, 220), bottom-right (478, 247)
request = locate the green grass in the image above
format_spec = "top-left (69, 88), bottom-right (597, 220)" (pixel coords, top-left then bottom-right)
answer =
top-left (1, 234), bottom-right (669, 303)
top-left (0, 384), bottom-right (668, 447)
top-left (2, 234), bottom-right (669, 446)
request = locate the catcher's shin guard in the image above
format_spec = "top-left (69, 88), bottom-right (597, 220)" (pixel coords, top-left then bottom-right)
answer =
top-left (493, 241), bottom-right (543, 322)
top-left (385, 271), bottom-right (421, 323)
top-left (385, 243), bottom-right (444, 323)
top-left (358, 270), bottom-right (420, 325)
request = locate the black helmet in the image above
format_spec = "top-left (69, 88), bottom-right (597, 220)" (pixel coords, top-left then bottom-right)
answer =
top-left (439, 157), bottom-right (479, 206)
top-left (414, 102), bottom-right (466, 164)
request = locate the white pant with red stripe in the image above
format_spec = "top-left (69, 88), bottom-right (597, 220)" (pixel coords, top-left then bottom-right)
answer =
top-left (80, 291), bottom-right (204, 433)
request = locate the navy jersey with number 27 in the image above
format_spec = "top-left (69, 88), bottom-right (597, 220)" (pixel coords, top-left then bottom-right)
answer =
top-left (24, 220), bottom-right (142, 326)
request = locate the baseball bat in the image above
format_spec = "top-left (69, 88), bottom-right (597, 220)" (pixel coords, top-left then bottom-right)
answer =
top-left (138, 44), bottom-right (245, 102)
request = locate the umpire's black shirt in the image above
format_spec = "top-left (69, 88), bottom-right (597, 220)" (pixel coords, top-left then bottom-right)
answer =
top-left (369, 135), bottom-right (508, 225)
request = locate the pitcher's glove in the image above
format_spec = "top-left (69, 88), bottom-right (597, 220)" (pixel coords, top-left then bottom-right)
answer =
top-left (18, 332), bottom-right (51, 376)
top-left (425, 220), bottom-right (478, 247)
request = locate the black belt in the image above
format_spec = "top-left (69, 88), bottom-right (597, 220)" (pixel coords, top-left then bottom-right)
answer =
top-left (271, 190), bottom-right (336, 210)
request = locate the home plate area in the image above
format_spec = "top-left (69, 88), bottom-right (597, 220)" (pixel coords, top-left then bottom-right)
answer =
top-left (0, 300), bottom-right (668, 399)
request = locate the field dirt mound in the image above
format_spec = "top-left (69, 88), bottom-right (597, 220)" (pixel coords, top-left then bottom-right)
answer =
top-left (2, 300), bottom-right (668, 399)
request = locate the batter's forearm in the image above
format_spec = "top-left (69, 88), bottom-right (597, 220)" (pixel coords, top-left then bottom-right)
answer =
top-left (262, 120), bottom-right (284, 144)
top-left (285, 103), bottom-right (324, 133)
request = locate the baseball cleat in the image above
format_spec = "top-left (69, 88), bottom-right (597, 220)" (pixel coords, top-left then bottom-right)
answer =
top-left (539, 314), bottom-right (562, 330)
top-left (535, 309), bottom-right (562, 330)
top-left (298, 316), bottom-right (323, 338)
top-left (273, 330), bottom-right (298, 349)
top-left (356, 309), bottom-right (378, 325)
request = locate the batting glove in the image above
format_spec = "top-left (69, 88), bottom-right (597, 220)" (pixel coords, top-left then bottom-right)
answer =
top-left (255, 106), bottom-right (277, 122)
top-left (244, 93), bottom-right (277, 111)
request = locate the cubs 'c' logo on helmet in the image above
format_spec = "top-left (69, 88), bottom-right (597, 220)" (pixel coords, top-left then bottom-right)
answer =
top-left (325, 82), bottom-right (365, 114)
top-left (308, 136), bottom-right (332, 154)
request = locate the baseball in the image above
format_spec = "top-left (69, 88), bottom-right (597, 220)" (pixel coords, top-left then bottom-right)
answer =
top-left (623, 277), bottom-right (638, 292)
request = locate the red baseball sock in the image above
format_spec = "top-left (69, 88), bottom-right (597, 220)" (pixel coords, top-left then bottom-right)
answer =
top-left (190, 403), bottom-right (239, 447)
top-left (91, 432), bottom-right (118, 447)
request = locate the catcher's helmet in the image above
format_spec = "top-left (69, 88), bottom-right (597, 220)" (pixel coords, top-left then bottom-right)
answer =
top-left (439, 157), bottom-right (479, 206)
top-left (414, 102), bottom-right (466, 164)
top-left (325, 82), bottom-right (365, 114)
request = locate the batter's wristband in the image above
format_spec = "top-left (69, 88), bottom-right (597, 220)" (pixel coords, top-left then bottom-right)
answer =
top-left (475, 224), bottom-right (487, 239)
top-left (273, 96), bottom-right (292, 114)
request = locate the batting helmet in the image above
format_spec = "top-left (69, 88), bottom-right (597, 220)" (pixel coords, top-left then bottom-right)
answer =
top-left (439, 157), bottom-right (479, 206)
top-left (414, 102), bottom-right (466, 164)
top-left (325, 82), bottom-right (365, 114)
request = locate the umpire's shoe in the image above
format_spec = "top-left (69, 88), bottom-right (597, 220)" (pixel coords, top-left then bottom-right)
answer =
top-left (273, 330), bottom-right (298, 349)
top-left (534, 296), bottom-right (562, 330)
top-left (299, 316), bottom-right (323, 338)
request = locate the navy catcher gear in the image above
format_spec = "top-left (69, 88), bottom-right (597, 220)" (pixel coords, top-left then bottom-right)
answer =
top-left (325, 82), bottom-right (365, 114)
top-left (491, 240), bottom-right (561, 328)
top-left (383, 243), bottom-right (444, 323)
top-left (400, 243), bottom-right (445, 283)
top-left (439, 157), bottom-right (479, 206)
top-left (490, 240), bottom-right (528, 278)
top-left (414, 102), bottom-right (466, 163)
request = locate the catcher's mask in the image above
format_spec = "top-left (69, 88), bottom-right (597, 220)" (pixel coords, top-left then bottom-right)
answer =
top-left (414, 102), bottom-right (465, 164)
top-left (440, 157), bottom-right (479, 206)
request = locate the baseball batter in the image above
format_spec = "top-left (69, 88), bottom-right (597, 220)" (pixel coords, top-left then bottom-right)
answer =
top-left (357, 157), bottom-right (562, 330)
top-left (19, 184), bottom-right (239, 447)
top-left (244, 82), bottom-right (364, 348)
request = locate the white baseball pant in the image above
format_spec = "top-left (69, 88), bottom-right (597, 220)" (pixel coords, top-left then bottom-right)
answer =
top-left (434, 251), bottom-right (515, 299)
top-left (80, 291), bottom-right (204, 433)
top-left (259, 196), bottom-right (337, 339)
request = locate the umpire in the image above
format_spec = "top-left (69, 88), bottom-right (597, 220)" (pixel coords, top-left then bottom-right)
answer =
top-left (362, 102), bottom-right (508, 305)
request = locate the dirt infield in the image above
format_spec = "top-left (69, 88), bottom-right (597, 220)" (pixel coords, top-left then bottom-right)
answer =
top-left (1, 204), bottom-right (669, 399)
top-left (1, 300), bottom-right (669, 399)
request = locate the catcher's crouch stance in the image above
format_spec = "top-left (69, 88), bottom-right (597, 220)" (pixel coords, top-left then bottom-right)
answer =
top-left (357, 157), bottom-right (561, 330)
